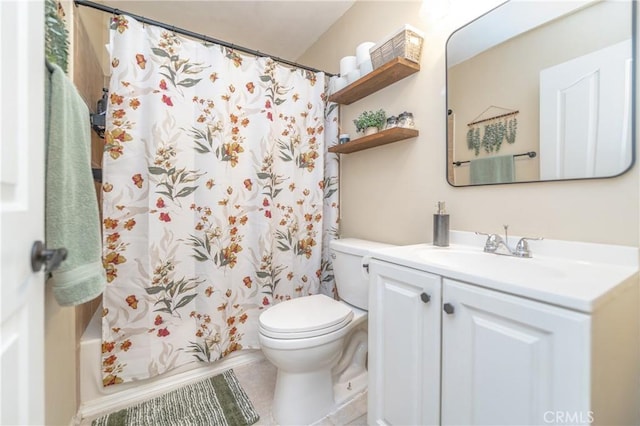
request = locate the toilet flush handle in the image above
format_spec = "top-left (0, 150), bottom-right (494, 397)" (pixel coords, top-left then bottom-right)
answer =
top-left (361, 255), bottom-right (372, 279)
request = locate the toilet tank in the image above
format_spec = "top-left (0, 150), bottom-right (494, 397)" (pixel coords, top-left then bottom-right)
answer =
top-left (329, 238), bottom-right (394, 310)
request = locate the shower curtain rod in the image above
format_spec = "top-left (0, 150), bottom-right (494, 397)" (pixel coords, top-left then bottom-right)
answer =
top-left (74, 0), bottom-right (337, 77)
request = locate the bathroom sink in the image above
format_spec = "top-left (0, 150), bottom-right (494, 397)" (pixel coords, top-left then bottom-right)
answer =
top-left (370, 231), bottom-right (639, 313)
top-left (417, 247), bottom-right (566, 281)
top-left (375, 243), bottom-right (573, 291)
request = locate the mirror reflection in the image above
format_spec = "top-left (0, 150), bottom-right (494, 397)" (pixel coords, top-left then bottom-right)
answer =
top-left (446, 0), bottom-right (635, 186)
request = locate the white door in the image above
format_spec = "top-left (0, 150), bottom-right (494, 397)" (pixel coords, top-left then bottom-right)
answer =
top-left (368, 260), bottom-right (441, 426)
top-left (540, 39), bottom-right (633, 179)
top-left (441, 279), bottom-right (590, 426)
top-left (0, 1), bottom-right (45, 425)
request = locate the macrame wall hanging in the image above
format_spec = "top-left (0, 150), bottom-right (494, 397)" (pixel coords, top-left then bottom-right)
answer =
top-left (466, 106), bottom-right (518, 156)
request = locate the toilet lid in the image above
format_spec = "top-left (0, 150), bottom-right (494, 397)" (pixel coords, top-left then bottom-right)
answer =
top-left (259, 294), bottom-right (354, 339)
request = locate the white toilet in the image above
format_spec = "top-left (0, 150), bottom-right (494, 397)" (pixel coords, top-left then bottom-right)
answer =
top-left (258, 238), bottom-right (392, 425)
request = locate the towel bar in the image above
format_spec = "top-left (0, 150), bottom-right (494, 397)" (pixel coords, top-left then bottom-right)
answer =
top-left (453, 151), bottom-right (536, 167)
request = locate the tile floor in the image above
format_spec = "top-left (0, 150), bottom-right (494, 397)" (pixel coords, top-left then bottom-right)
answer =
top-left (233, 356), bottom-right (368, 425)
top-left (81, 353), bottom-right (368, 425)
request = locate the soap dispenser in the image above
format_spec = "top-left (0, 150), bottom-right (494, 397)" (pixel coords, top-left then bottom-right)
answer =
top-left (433, 201), bottom-right (449, 247)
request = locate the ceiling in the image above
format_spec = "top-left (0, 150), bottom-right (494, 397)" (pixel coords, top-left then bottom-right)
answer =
top-left (78, 0), bottom-right (355, 74)
top-left (447, 0), bottom-right (593, 67)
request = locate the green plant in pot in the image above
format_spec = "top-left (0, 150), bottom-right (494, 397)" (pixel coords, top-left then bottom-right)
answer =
top-left (353, 109), bottom-right (386, 136)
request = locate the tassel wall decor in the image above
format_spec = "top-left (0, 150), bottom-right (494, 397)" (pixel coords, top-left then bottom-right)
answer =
top-left (466, 106), bottom-right (518, 156)
top-left (45, 0), bottom-right (69, 72)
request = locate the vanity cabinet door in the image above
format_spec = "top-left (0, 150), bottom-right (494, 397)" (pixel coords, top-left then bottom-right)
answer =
top-left (441, 278), bottom-right (590, 426)
top-left (368, 260), bottom-right (441, 426)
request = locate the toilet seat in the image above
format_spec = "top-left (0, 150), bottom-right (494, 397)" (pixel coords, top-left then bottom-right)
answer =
top-left (259, 294), bottom-right (354, 339)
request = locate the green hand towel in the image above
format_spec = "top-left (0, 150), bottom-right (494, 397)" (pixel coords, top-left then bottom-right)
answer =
top-left (45, 62), bottom-right (106, 306)
top-left (470, 155), bottom-right (515, 185)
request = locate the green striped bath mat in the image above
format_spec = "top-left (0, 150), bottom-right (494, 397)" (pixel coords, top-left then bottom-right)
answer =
top-left (92, 369), bottom-right (260, 426)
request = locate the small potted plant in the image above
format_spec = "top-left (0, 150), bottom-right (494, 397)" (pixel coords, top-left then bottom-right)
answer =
top-left (353, 109), bottom-right (386, 136)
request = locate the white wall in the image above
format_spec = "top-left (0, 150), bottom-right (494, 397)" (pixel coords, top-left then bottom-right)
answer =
top-left (298, 0), bottom-right (639, 247)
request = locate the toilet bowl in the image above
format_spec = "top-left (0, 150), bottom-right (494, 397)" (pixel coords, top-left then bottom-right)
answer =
top-left (258, 238), bottom-right (393, 425)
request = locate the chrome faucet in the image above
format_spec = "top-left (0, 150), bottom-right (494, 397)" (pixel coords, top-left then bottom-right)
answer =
top-left (476, 225), bottom-right (542, 258)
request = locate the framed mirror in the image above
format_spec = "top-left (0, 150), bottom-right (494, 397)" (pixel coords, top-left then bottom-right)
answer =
top-left (446, 0), bottom-right (636, 186)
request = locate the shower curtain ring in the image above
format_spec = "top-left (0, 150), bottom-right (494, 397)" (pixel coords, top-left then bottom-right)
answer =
top-left (111, 8), bottom-right (121, 25)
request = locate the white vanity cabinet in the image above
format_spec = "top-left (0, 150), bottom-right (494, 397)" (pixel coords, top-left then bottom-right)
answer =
top-left (368, 250), bottom-right (639, 426)
top-left (441, 278), bottom-right (589, 426)
top-left (368, 260), bottom-right (442, 426)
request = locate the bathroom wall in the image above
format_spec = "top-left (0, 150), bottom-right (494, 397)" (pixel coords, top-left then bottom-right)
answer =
top-left (44, 3), bottom-right (105, 425)
top-left (44, 288), bottom-right (76, 426)
top-left (43, 2), bottom-right (76, 423)
top-left (72, 4), bottom-right (105, 406)
top-left (298, 0), bottom-right (639, 247)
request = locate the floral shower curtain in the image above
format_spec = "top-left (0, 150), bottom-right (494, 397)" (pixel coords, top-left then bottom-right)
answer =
top-left (101, 15), bottom-right (339, 386)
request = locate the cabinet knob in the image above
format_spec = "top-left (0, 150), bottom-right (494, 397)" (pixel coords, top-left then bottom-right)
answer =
top-left (420, 292), bottom-right (430, 303)
top-left (443, 303), bottom-right (455, 314)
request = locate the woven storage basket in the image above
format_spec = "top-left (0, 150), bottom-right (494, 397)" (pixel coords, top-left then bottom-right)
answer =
top-left (370, 24), bottom-right (424, 70)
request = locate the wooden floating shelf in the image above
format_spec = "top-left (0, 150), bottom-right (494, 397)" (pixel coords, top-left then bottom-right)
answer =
top-left (328, 127), bottom-right (419, 154)
top-left (328, 57), bottom-right (420, 105)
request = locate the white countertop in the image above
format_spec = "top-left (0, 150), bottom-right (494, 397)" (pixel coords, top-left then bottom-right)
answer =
top-left (369, 231), bottom-right (639, 313)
